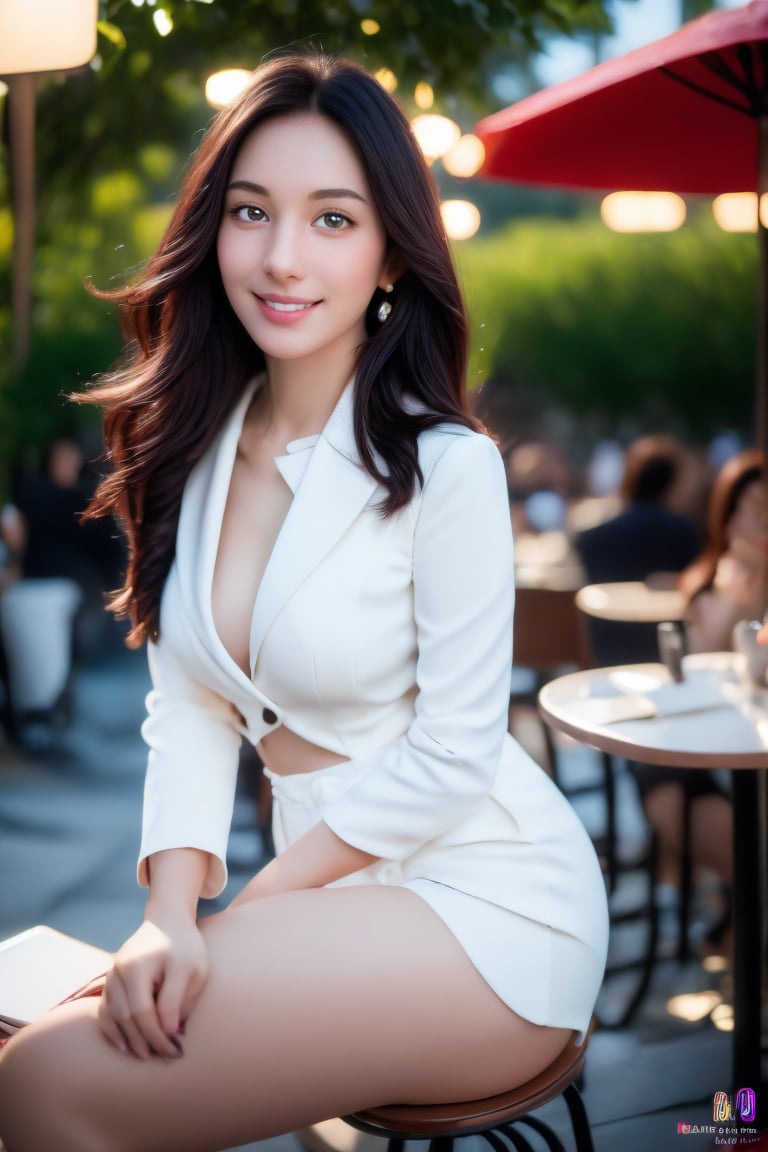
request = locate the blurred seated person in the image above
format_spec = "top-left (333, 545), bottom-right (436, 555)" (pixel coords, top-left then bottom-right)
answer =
top-left (679, 448), bottom-right (767, 652)
top-left (629, 452), bottom-right (767, 960)
top-left (12, 437), bottom-right (125, 659)
top-left (576, 433), bottom-right (700, 585)
top-left (575, 434), bottom-right (701, 664)
top-left (577, 436), bottom-right (729, 954)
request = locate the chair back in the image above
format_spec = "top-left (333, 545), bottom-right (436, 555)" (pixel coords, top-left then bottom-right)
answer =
top-left (513, 585), bottom-right (592, 674)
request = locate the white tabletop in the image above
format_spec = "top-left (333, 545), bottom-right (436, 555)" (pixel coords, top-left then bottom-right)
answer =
top-left (575, 581), bottom-right (686, 623)
top-left (538, 652), bottom-right (768, 769)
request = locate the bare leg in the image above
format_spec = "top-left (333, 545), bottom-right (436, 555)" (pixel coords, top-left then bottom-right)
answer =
top-left (643, 784), bottom-right (733, 886)
top-left (0, 886), bottom-right (572, 1152)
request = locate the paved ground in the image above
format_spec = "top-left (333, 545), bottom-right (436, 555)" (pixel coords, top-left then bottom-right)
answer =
top-left (0, 637), bottom-right (740, 1151)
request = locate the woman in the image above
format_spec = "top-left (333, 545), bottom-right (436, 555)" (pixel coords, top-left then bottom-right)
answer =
top-left (680, 448), bottom-right (767, 653)
top-left (0, 54), bottom-right (608, 1152)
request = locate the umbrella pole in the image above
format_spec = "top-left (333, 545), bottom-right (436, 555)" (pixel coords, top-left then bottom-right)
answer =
top-left (759, 113), bottom-right (768, 463)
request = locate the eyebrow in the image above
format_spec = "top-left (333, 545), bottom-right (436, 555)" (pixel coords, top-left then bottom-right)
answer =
top-left (226, 180), bottom-right (367, 203)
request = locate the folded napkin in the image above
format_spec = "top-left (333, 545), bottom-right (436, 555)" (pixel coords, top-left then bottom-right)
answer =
top-left (575, 668), bottom-right (732, 726)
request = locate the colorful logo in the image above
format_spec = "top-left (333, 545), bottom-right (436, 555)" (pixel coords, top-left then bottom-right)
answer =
top-left (678, 1122), bottom-right (692, 1134)
top-left (713, 1088), bottom-right (757, 1124)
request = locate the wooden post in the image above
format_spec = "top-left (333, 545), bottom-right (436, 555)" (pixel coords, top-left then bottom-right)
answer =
top-left (7, 72), bottom-right (36, 372)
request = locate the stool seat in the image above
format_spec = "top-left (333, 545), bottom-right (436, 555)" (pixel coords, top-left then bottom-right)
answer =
top-left (342, 1029), bottom-right (594, 1151)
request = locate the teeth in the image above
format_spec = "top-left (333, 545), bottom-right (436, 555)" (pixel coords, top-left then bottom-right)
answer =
top-left (265, 300), bottom-right (313, 312)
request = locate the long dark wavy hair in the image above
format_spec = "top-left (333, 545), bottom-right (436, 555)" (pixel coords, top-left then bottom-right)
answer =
top-left (78, 52), bottom-right (474, 647)
top-left (678, 448), bottom-right (763, 604)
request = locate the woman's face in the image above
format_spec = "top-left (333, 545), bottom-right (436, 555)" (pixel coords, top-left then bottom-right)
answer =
top-left (217, 112), bottom-right (390, 374)
top-left (728, 477), bottom-right (768, 553)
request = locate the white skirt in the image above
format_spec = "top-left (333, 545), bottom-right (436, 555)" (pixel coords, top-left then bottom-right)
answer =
top-left (263, 742), bottom-right (608, 1043)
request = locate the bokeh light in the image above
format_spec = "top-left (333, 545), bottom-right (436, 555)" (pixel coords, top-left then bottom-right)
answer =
top-left (440, 199), bottom-right (481, 240)
top-left (442, 134), bottom-right (485, 178)
top-left (375, 68), bottom-right (398, 92)
top-left (360, 19), bottom-right (380, 35)
top-left (152, 9), bottom-right (173, 36)
top-left (600, 191), bottom-right (686, 232)
top-left (712, 192), bottom-right (768, 231)
top-left (414, 82), bottom-right (434, 110)
top-left (411, 114), bottom-right (461, 161)
top-left (666, 990), bottom-right (722, 1023)
top-left (205, 68), bottom-right (252, 109)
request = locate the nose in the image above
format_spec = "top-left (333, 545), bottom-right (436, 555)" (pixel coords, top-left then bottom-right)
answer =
top-left (262, 217), bottom-right (305, 282)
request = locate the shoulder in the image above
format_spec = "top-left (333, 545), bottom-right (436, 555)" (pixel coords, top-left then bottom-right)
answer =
top-left (417, 422), bottom-right (503, 483)
top-left (413, 426), bottom-right (510, 533)
top-left (576, 513), bottom-right (620, 548)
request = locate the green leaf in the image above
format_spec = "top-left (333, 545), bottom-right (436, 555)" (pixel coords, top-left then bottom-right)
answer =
top-left (97, 20), bottom-right (128, 50)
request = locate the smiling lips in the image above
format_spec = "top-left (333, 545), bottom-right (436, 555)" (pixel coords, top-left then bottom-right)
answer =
top-left (255, 294), bottom-right (320, 322)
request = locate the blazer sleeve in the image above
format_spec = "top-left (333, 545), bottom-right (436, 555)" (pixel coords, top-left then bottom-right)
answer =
top-left (319, 430), bottom-right (515, 860)
top-left (138, 636), bottom-right (243, 898)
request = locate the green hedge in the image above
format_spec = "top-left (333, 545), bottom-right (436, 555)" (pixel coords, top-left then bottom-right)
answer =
top-left (456, 214), bottom-right (757, 439)
top-left (0, 206), bottom-right (758, 494)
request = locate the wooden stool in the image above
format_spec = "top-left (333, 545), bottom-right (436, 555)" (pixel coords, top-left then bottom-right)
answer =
top-left (339, 1029), bottom-right (595, 1152)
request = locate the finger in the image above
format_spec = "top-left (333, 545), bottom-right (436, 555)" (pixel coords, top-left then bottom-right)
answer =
top-left (96, 997), bottom-right (130, 1056)
top-left (130, 999), bottom-right (185, 1059)
top-left (107, 969), bottom-right (176, 1060)
top-left (100, 974), bottom-right (151, 1060)
top-left (154, 970), bottom-right (188, 1038)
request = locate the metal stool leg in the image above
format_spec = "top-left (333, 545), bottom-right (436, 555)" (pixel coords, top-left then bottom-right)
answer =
top-left (563, 1084), bottom-right (597, 1152)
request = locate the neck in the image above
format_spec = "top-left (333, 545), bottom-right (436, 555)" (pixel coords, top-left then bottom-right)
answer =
top-left (255, 351), bottom-right (354, 448)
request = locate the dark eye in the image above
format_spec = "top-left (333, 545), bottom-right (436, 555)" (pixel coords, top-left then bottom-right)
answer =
top-left (233, 205), bottom-right (267, 222)
top-left (319, 212), bottom-right (350, 230)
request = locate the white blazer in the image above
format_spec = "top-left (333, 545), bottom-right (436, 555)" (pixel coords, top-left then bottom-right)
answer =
top-left (139, 377), bottom-right (606, 959)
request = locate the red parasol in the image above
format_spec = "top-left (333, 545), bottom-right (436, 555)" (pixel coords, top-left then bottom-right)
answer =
top-left (475, 0), bottom-right (768, 448)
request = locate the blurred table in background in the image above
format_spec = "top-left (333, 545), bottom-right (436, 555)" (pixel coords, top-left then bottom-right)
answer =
top-left (513, 530), bottom-right (585, 592)
top-left (576, 581), bottom-right (686, 624)
top-left (539, 652), bottom-right (768, 1126)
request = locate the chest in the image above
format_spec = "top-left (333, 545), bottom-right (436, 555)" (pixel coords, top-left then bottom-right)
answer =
top-left (254, 498), bottom-right (417, 708)
top-left (212, 445), bottom-right (293, 675)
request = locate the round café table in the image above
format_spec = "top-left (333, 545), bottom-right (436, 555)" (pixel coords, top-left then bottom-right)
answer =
top-left (575, 581), bottom-right (686, 624)
top-left (539, 652), bottom-right (767, 1124)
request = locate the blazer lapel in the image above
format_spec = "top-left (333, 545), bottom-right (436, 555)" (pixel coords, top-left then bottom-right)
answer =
top-left (249, 381), bottom-right (378, 673)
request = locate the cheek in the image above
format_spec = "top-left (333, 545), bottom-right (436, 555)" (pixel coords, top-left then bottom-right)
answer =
top-left (343, 241), bottom-right (387, 299)
top-left (216, 228), bottom-right (246, 290)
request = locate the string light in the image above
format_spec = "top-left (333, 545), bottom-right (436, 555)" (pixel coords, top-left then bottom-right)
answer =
top-left (601, 191), bottom-right (686, 232)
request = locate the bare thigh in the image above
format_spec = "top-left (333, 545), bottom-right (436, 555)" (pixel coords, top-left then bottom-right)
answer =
top-left (0, 886), bottom-right (571, 1152)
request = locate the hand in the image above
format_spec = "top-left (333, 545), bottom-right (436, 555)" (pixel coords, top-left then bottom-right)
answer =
top-left (98, 915), bottom-right (209, 1059)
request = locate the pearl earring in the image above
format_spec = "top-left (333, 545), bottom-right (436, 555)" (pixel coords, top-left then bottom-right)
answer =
top-left (377, 283), bottom-right (394, 323)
